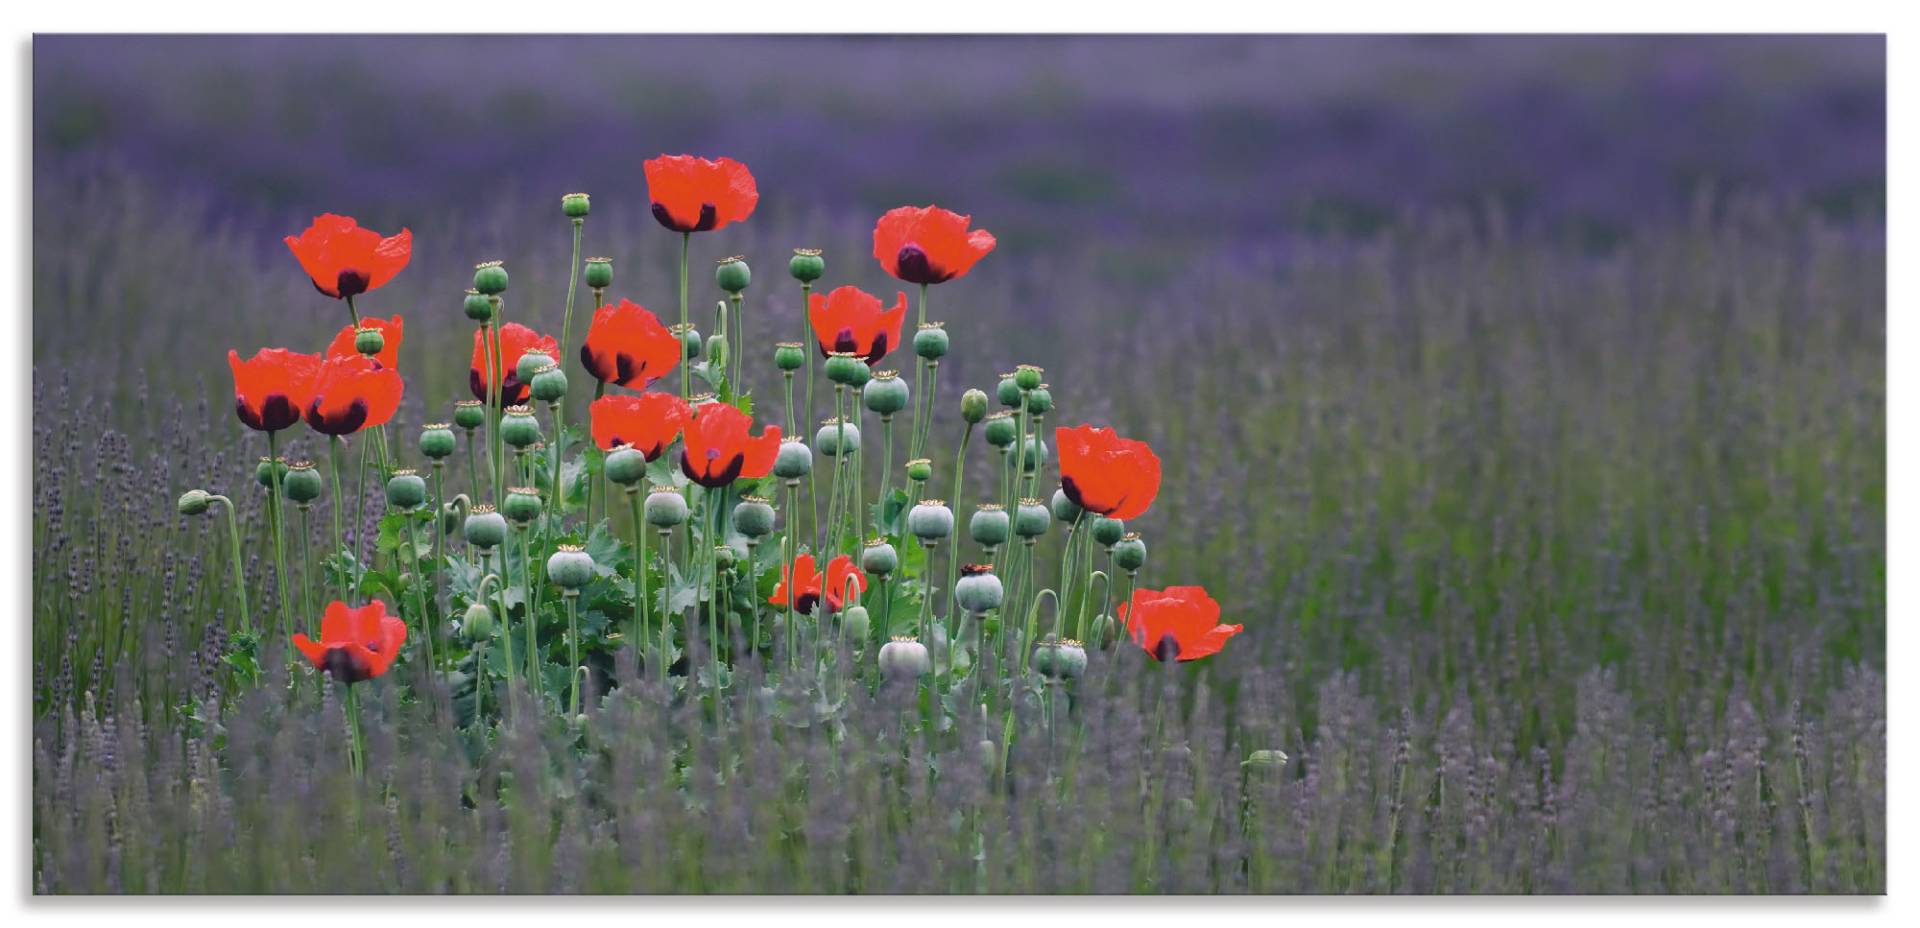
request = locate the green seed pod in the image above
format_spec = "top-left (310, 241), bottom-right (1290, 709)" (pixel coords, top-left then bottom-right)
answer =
top-left (502, 486), bottom-right (542, 524)
top-left (774, 341), bottom-right (806, 372)
top-left (177, 489), bottom-right (212, 516)
top-left (1112, 533), bottom-right (1147, 571)
top-left (1014, 500), bottom-right (1051, 538)
top-left (1032, 637), bottom-right (1087, 680)
top-left (1019, 437), bottom-right (1048, 473)
top-left (604, 446), bottom-right (649, 486)
top-left (584, 257), bottom-right (613, 290)
top-left (464, 506), bottom-right (508, 549)
top-left (715, 255), bottom-right (751, 294)
top-left (1050, 488), bottom-right (1082, 523)
top-left (1014, 364), bottom-right (1043, 391)
top-left (283, 461), bottom-right (324, 504)
top-left (672, 323), bottom-right (702, 360)
top-left (773, 439), bottom-right (813, 479)
top-left (453, 399), bottom-right (485, 431)
top-left (386, 469), bottom-right (428, 509)
top-left (705, 333), bottom-right (729, 371)
top-left (1026, 386), bottom-right (1053, 415)
top-left (913, 322), bottom-right (949, 360)
top-left (788, 247), bottom-right (825, 283)
top-left (860, 540), bottom-right (899, 577)
top-left (546, 544), bottom-right (595, 589)
top-left (961, 388), bottom-right (989, 424)
top-left (530, 364), bottom-right (568, 403)
top-left (418, 423), bottom-right (456, 460)
top-left (908, 500), bottom-right (953, 541)
top-left (824, 352), bottom-right (864, 385)
top-left (997, 375), bottom-right (1023, 407)
top-left (969, 504), bottom-right (1010, 547)
top-left (354, 326), bottom-right (385, 357)
top-left (472, 260), bottom-right (509, 296)
top-left (463, 289), bottom-right (495, 323)
top-left (255, 456), bottom-right (287, 489)
top-left (714, 543), bottom-right (738, 570)
top-left (841, 605), bottom-right (870, 644)
top-left (905, 457), bottom-right (933, 483)
top-left (732, 496), bottom-right (776, 539)
top-left (645, 487), bottom-right (689, 529)
top-left (1244, 749), bottom-right (1289, 772)
top-left (878, 637), bottom-right (931, 679)
top-left (843, 360), bottom-right (872, 388)
top-left (983, 412), bottom-right (1018, 448)
top-left (462, 602), bottom-right (494, 641)
top-left (862, 371), bottom-right (910, 416)
top-left (561, 192), bottom-right (591, 219)
top-left (1092, 516), bottom-right (1125, 547)
top-left (515, 350), bottom-right (553, 384)
top-left (815, 419), bottom-right (860, 456)
top-left (954, 564), bottom-right (1004, 614)
top-left (501, 407), bottom-right (542, 448)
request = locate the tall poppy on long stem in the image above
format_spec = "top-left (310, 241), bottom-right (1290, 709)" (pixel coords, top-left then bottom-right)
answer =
top-left (325, 315), bottom-right (405, 370)
top-left (228, 348), bottom-right (322, 433)
top-left (284, 214), bottom-right (412, 326)
top-left (1056, 424), bottom-right (1163, 522)
top-left (872, 205), bottom-right (996, 286)
top-left (580, 300), bottom-right (681, 389)
top-left (590, 393), bottom-right (691, 459)
top-left (1118, 586), bottom-right (1243, 662)
top-left (680, 403), bottom-right (781, 488)
top-left (808, 286), bottom-right (908, 366)
top-left (470, 322), bottom-right (559, 408)
top-left (644, 154), bottom-right (757, 406)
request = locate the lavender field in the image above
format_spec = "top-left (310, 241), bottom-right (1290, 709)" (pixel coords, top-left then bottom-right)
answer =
top-left (30, 35), bottom-right (1885, 893)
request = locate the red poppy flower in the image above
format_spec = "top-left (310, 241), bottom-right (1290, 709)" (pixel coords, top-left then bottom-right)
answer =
top-left (1118, 586), bottom-right (1243, 662)
top-left (808, 285), bottom-right (909, 366)
top-left (643, 155), bottom-right (758, 233)
top-left (679, 402), bottom-right (780, 488)
top-left (769, 553), bottom-right (867, 614)
top-left (470, 322), bottom-right (560, 407)
top-left (228, 348), bottom-right (322, 433)
top-left (305, 354), bottom-right (404, 436)
top-left (580, 299), bottom-right (680, 389)
top-left (325, 314), bottom-right (405, 370)
top-left (292, 599), bottom-right (408, 683)
top-left (1056, 424), bottom-right (1162, 522)
top-left (284, 213), bottom-right (413, 299)
top-left (872, 205), bottom-right (996, 285)
top-left (590, 392), bottom-right (691, 459)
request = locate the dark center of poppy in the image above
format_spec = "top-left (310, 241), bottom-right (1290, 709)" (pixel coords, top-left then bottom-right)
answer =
top-left (321, 646), bottom-right (373, 683)
top-left (1152, 633), bottom-right (1182, 662)
top-left (893, 244), bottom-right (945, 285)
top-left (335, 268), bottom-right (370, 298)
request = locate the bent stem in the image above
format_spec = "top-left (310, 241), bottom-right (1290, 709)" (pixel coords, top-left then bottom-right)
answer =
top-left (208, 495), bottom-right (250, 634)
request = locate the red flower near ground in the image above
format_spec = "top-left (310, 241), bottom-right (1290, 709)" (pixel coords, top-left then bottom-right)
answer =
top-left (228, 348), bottom-right (322, 433)
top-left (325, 314), bottom-right (405, 370)
top-left (284, 213), bottom-right (412, 299)
top-left (643, 155), bottom-right (758, 233)
top-left (679, 402), bottom-right (780, 488)
top-left (590, 393), bottom-right (691, 459)
top-left (808, 285), bottom-right (908, 366)
top-left (1118, 586), bottom-right (1242, 662)
top-left (1055, 425), bottom-right (1162, 521)
top-left (769, 553), bottom-right (867, 614)
top-left (580, 299), bottom-right (680, 389)
top-left (305, 354), bottom-right (404, 436)
top-left (872, 205), bottom-right (996, 285)
top-left (470, 323), bottom-right (560, 407)
top-left (292, 600), bottom-right (408, 683)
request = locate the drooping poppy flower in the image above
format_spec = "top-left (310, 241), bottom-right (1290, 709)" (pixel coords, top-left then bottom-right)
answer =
top-left (590, 392), bottom-right (691, 459)
top-left (305, 354), bottom-right (404, 436)
top-left (1118, 586), bottom-right (1242, 662)
top-left (679, 402), bottom-right (781, 488)
top-left (579, 299), bottom-right (680, 389)
top-left (808, 285), bottom-right (908, 366)
top-left (292, 599), bottom-right (409, 683)
top-left (643, 155), bottom-right (758, 233)
top-left (872, 205), bottom-right (996, 285)
top-left (228, 348), bottom-right (322, 433)
top-left (469, 322), bottom-right (560, 407)
top-left (1056, 424), bottom-right (1162, 522)
top-left (324, 314), bottom-right (405, 370)
top-left (284, 213), bottom-right (413, 299)
top-left (768, 553), bottom-right (867, 614)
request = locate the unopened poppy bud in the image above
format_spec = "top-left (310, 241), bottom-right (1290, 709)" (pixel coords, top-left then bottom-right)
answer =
top-left (604, 445), bottom-right (649, 486)
top-left (983, 411), bottom-right (1018, 447)
top-left (256, 456), bottom-right (288, 488)
top-left (515, 350), bottom-right (554, 384)
top-left (773, 439), bottom-right (812, 479)
top-left (970, 504), bottom-right (1010, 547)
top-left (353, 326), bottom-right (385, 357)
top-left (1244, 749), bottom-right (1289, 772)
top-left (961, 388), bottom-right (989, 424)
top-left (774, 342), bottom-right (805, 372)
top-left (1014, 364), bottom-right (1043, 392)
top-left (462, 603), bottom-right (494, 641)
top-left (418, 423), bottom-right (455, 460)
top-left (561, 192), bottom-right (591, 219)
top-left (1026, 385), bottom-right (1053, 415)
top-left (824, 352), bottom-right (864, 385)
top-left (1014, 499), bottom-right (1050, 538)
top-left (978, 739), bottom-right (998, 769)
top-left (502, 486), bottom-right (542, 524)
top-left (861, 539), bottom-right (899, 577)
top-left (815, 418), bottom-right (860, 456)
top-left (1092, 516), bottom-right (1125, 547)
top-left (732, 496), bottom-right (776, 538)
top-left (671, 323), bottom-right (702, 360)
top-left (1020, 437), bottom-right (1048, 473)
top-left (584, 257), bottom-right (613, 290)
top-left (863, 371), bottom-right (909, 416)
top-left (913, 322), bottom-right (949, 360)
top-left (789, 247), bottom-right (825, 283)
top-left (841, 605), bottom-right (870, 643)
top-left (645, 486), bottom-right (688, 528)
top-left (705, 333), bottom-right (728, 370)
top-left (954, 564), bottom-right (1004, 614)
top-left (878, 636), bottom-right (931, 679)
top-left (1049, 488), bottom-right (1081, 523)
top-left (713, 543), bottom-right (738, 570)
top-left (177, 489), bottom-right (212, 516)
top-left (905, 457), bottom-right (933, 482)
top-left (473, 260), bottom-right (509, 296)
top-left (464, 506), bottom-right (508, 549)
top-left (386, 469), bottom-right (428, 509)
top-left (463, 289), bottom-right (495, 323)
top-left (501, 406), bottom-right (542, 448)
top-left (546, 544), bottom-right (595, 590)
top-left (908, 500), bottom-right (954, 541)
top-left (284, 461), bottom-right (323, 504)
top-left (997, 374), bottom-right (1023, 407)
top-left (530, 363), bottom-right (568, 403)
top-left (715, 255), bottom-right (751, 294)
top-left (1090, 612), bottom-right (1119, 648)
top-left (1112, 533), bottom-right (1147, 571)
top-left (453, 399), bottom-right (485, 431)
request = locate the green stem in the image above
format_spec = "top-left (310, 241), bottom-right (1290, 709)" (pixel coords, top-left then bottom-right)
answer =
top-left (565, 592), bottom-right (581, 716)
top-left (943, 424), bottom-right (976, 628)
top-left (657, 528), bottom-right (673, 686)
top-left (630, 490), bottom-right (648, 671)
top-left (404, 514), bottom-right (436, 673)
top-left (560, 218), bottom-right (584, 380)
top-left (297, 505), bottom-right (317, 633)
top-left (345, 293), bottom-right (361, 329)
top-left (784, 482), bottom-right (798, 674)
top-left (353, 439), bottom-right (369, 605)
top-left (490, 556), bottom-right (516, 692)
top-left (520, 527), bottom-right (538, 689)
top-left (878, 415), bottom-right (894, 521)
top-left (343, 682), bottom-right (364, 778)
top-left (327, 437), bottom-right (348, 600)
top-left (208, 495), bottom-right (250, 634)
top-left (265, 431), bottom-right (292, 646)
top-left (679, 232), bottom-right (690, 404)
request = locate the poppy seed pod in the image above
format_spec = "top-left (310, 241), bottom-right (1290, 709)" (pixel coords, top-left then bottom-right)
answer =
top-left (546, 544), bottom-right (595, 590)
top-left (774, 342), bottom-right (805, 372)
top-left (715, 255), bottom-right (751, 294)
top-left (604, 445), bottom-right (649, 486)
top-left (954, 564), bottom-right (1004, 614)
top-left (773, 439), bottom-right (813, 480)
top-left (515, 350), bottom-right (554, 384)
top-left (256, 456), bottom-right (288, 488)
top-left (464, 506), bottom-right (508, 549)
top-left (284, 461), bottom-right (324, 504)
top-left (584, 256), bottom-right (613, 290)
top-left (1049, 488), bottom-right (1082, 523)
top-left (1026, 386), bottom-right (1053, 415)
top-left (353, 326), bottom-right (385, 357)
top-left (878, 637), bottom-right (931, 679)
top-left (996, 375), bottom-right (1023, 407)
top-left (530, 364), bottom-right (568, 403)
top-left (645, 487), bottom-right (689, 529)
top-left (453, 399), bottom-right (485, 431)
top-left (1033, 638), bottom-right (1087, 680)
top-left (815, 418), bottom-right (860, 456)
top-left (671, 323), bottom-right (702, 360)
top-left (961, 388), bottom-right (989, 423)
top-left (386, 469), bottom-right (428, 509)
top-left (863, 371), bottom-right (910, 416)
top-left (473, 260), bottom-right (509, 296)
top-left (970, 504), bottom-right (1010, 547)
top-left (789, 248), bottom-right (825, 283)
top-left (501, 407), bottom-right (542, 448)
top-left (824, 352), bottom-right (865, 385)
top-left (561, 192), bottom-right (591, 219)
top-left (913, 322), bottom-right (949, 360)
top-left (463, 289), bottom-right (494, 323)
top-left (908, 500), bottom-right (954, 541)
top-left (1092, 516), bottom-right (1126, 547)
top-left (1014, 500), bottom-right (1051, 538)
top-left (177, 489), bottom-right (212, 516)
top-left (733, 496), bottom-right (776, 539)
top-left (1020, 437), bottom-right (1049, 473)
top-left (420, 423), bottom-right (456, 460)
top-left (502, 487), bottom-right (542, 524)
top-left (462, 603), bottom-right (494, 642)
top-left (905, 457), bottom-right (933, 483)
top-left (1015, 364), bottom-right (1043, 392)
top-left (841, 605), bottom-right (870, 643)
top-left (983, 412), bottom-right (1018, 447)
top-left (843, 361), bottom-right (872, 388)
top-left (860, 540), bottom-right (899, 577)
top-left (1112, 533), bottom-right (1147, 572)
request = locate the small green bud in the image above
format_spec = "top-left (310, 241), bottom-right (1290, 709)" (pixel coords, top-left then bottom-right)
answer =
top-left (969, 504), bottom-right (1010, 547)
top-left (841, 605), bottom-right (870, 644)
top-left (561, 192), bottom-right (591, 219)
top-left (774, 342), bottom-right (806, 372)
top-left (732, 496), bottom-right (776, 538)
top-left (462, 603), bottom-right (494, 641)
top-left (983, 412), bottom-right (1018, 448)
top-left (1026, 386), bottom-right (1053, 415)
top-left (1112, 533), bottom-right (1147, 572)
top-left (472, 260), bottom-right (509, 296)
top-left (283, 461), bottom-right (324, 504)
top-left (824, 352), bottom-right (865, 385)
top-left (515, 350), bottom-right (553, 384)
top-left (386, 469), bottom-right (428, 509)
top-left (715, 255), bottom-right (751, 294)
top-left (815, 418), bottom-right (860, 456)
top-left (1244, 749), bottom-right (1290, 772)
top-left (645, 487), bottom-right (689, 528)
top-left (453, 400), bottom-right (485, 431)
top-left (1049, 488), bottom-right (1082, 523)
top-left (464, 507), bottom-right (508, 549)
top-left (353, 326), bottom-right (385, 357)
top-left (605, 446), bottom-right (649, 486)
top-left (714, 543), bottom-right (738, 570)
top-left (501, 406), bottom-right (542, 448)
top-left (954, 564), bottom-right (1004, 614)
top-left (773, 439), bottom-right (812, 480)
top-left (1090, 613), bottom-right (1119, 648)
top-left (1014, 499), bottom-right (1051, 538)
top-left (1092, 516), bottom-right (1125, 547)
top-left (502, 486), bottom-right (542, 524)
top-left (584, 257), bottom-right (613, 290)
top-left (961, 388), bottom-right (989, 424)
top-left (530, 364), bottom-right (568, 403)
top-left (862, 371), bottom-right (910, 416)
top-left (997, 375), bottom-right (1023, 407)
top-left (546, 544), bottom-right (595, 589)
top-left (255, 456), bottom-right (288, 489)
top-left (463, 289), bottom-right (493, 323)
top-left (913, 322), bottom-right (949, 360)
top-left (177, 489), bottom-right (212, 516)
top-left (905, 457), bottom-right (933, 483)
top-left (907, 500), bottom-right (953, 541)
top-left (860, 540), bottom-right (899, 577)
top-left (1014, 364), bottom-right (1043, 391)
top-left (878, 637), bottom-right (931, 679)
top-left (788, 248), bottom-right (825, 283)
top-left (705, 333), bottom-right (728, 370)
